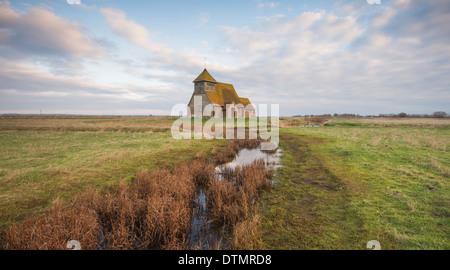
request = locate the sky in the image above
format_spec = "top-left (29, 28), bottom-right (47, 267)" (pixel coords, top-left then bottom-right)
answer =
top-left (0, 0), bottom-right (449, 116)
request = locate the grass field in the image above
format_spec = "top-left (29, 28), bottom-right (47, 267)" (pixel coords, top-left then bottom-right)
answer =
top-left (0, 116), bottom-right (448, 249)
top-left (260, 118), bottom-right (449, 249)
top-left (0, 116), bottom-right (227, 229)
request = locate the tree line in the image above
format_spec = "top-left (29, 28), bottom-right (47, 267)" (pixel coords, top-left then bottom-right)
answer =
top-left (292, 111), bottom-right (449, 118)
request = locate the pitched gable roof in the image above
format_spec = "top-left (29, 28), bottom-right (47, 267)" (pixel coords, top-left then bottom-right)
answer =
top-left (216, 82), bottom-right (241, 105)
top-left (193, 69), bottom-right (217, 83)
top-left (205, 90), bottom-right (224, 106)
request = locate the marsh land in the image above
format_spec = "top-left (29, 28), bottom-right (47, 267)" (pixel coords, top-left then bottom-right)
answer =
top-left (0, 116), bottom-right (448, 249)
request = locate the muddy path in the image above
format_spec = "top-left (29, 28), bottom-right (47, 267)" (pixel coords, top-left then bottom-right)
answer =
top-left (260, 132), bottom-right (366, 249)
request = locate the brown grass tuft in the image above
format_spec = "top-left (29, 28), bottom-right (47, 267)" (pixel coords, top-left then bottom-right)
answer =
top-left (7, 194), bottom-right (100, 250)
top-left (207, 161), bottom-right (272, 226)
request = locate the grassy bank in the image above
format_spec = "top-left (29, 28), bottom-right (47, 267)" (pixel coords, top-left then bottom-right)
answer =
top-left (0, 117), bottom-right (228, 228)
top-left (260, 119), bottom-right (449, 249)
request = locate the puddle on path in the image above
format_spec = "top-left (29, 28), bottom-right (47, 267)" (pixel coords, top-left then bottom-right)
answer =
top-left (187, 145), bottom-right (282, 249)
top-left (216, 147), bottom-right (283, 173)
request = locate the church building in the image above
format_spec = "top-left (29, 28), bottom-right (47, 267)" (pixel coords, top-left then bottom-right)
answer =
top-left (188, 69), bottom-right (255, 118)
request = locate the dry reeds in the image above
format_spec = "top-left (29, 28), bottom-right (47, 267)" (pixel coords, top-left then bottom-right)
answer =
top-left (207, 161), bottom-right (272, 226)
top-left (7, 193), bottom-right (100, 250)
top-left (7, 164), bottom-right (197, 250)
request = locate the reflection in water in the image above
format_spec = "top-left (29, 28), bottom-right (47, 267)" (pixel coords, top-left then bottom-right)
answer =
top-left (216, 147), bottom-right (283, 172)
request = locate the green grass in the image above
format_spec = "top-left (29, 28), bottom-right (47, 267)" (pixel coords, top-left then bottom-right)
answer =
top-left (260, 120), bottom-right (449, 250)
top-left (0, 119), bottom-right (227, 227)
top-left (324, 117), bottom-right (450, 128)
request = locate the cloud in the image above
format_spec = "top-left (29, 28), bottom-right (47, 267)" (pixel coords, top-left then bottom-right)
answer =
top-left (99, 7), bottom-right (237, 86)
top-left (257, 0), bottom-right (278, 9)
top-left (100, 7), bottom-right (171, 54)
top-left (218, 0), bottom-right (450, 115)
top-left (1, 1), bottom-right (449, 116)
top-left (0, 59), bottom-right (122, 96)
top-left (198, 12), bottom-right (210, 27)
top-left (0, 1), bottom-right (104, 59)
top-left (99, 7), bottom-right (210, 76)
top-left (221, 10), bottom-right (362, 68)
top-left (0, 58), bottom-right (179, 113)
top-left (0, 5), bottom-right (212, 115)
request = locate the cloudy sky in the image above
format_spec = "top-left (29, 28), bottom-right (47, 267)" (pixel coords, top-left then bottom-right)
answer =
top-left (0, 0), bottom-right (449, 116)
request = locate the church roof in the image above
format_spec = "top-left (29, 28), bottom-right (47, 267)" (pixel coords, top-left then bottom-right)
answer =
top-left (216, 83), bottom-right (242, 105)
top-left (194, 69), bottom-right (254, 109)
top-left (205, 90), bottom-right (224, 106)
top-left (204, 82), bottom-right (254, 109)
top-left (193, 69), bottom-right (217, 83)
top-left (239, 98), bottom-right (252, 107)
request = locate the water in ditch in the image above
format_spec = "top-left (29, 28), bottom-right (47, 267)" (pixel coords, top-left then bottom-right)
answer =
top-left (187, 146), bottom-right (282, 249)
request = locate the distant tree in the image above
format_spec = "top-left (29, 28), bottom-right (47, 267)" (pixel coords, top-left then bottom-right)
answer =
top-left (398, 112), bottom-right (407, 118)
top-left (432, 111), bottom-right (447, 118)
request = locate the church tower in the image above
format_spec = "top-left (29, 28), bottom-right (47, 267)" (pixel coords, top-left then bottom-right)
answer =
top-left (193, 68), bottom-right (217, 94)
